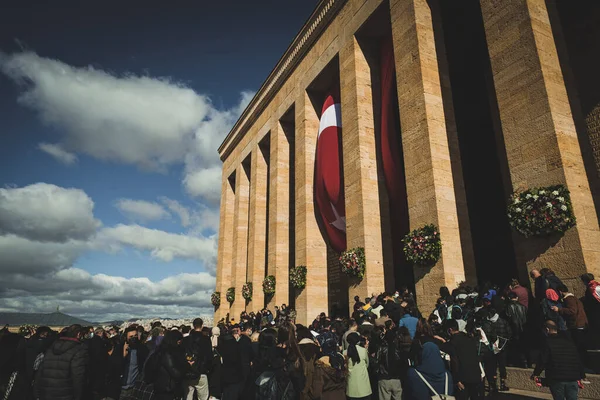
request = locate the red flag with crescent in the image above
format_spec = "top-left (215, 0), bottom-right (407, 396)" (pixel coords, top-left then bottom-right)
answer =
top-left (315, 92), bottom-right (346, 253)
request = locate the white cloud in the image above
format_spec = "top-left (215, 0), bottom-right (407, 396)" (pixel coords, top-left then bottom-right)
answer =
top-left (38, 143), bottom-right (78, 165)
top-left (0, 183), bottom-right (219, 321)
top-left (0, 183), bottom-right (101, 242)
top-left (0, 51), bottom-right (254, 203)
top-left (160, 197), bottom-right (192, 227)
top-left (183, 166), bottom-right (222, 203)
top-left (115, 198), bottom-right (170, 222)
top-left (99, 224), bottom-right (217, 267)
top-left (0, 234), bottom-right (91, 274)
top-left (0, 51), bottom-right (208, 170)
top-left (159, 197), bottom-right (219, 235)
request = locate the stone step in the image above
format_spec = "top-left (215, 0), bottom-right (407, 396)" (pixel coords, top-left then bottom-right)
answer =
top-left (505, 367), bottom-right (600, 400)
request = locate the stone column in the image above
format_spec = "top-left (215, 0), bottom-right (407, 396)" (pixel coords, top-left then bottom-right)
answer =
top-left (339, 37), bottom-right (388, 307)
top-left (231, 163), bottom-right (250, 320)
top-left (215, 173), bottom-right (235, 322)
top-left (480, 0), bottom-right (600, 289)
top-left (390, 0), bottom-right (468, 312)
top-left (295, 91), bottom-right (328, 325)
top-left (267, 122), bottom-right (290, 309)
top-left (247, 146), bottom-right (268, 311)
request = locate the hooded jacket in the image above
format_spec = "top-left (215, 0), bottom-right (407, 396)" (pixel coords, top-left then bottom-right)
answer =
top-left (312, 356), bottom-right (346, 400)
top-left (34, 337), bottom-right (88, 400)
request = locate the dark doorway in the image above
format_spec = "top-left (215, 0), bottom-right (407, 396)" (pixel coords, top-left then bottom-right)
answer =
top-left (433, 0), bottom-right (518, 286)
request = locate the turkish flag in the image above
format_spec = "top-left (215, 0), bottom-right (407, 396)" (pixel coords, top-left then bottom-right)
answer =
top-left (315, 92), bottom-right (347, 253)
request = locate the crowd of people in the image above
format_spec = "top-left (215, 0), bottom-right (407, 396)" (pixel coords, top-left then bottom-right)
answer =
top-left (1, 269), bottom-right (599, 400)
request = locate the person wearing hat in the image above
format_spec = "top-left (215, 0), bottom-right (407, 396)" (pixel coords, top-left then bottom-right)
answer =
top-left (541, 289), bottom-right (567, 332)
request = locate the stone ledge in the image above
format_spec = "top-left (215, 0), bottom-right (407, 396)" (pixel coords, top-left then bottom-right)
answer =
top-left (506, 367), bottom-right (600, 400)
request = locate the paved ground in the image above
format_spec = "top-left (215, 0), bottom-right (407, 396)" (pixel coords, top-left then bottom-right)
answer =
top-left (491, 391), bottom-right (552, 399)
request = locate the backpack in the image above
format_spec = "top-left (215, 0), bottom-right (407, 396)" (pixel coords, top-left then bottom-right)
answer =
top-left (143, 351), bottom-right (161, 384)
top-left (300, 353), bottom-right (318, 400)
top-left (255, 371), bottom-right (296, 400)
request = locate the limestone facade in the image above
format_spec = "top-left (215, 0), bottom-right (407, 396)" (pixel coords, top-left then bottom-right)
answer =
top-left (213, 0), bottom-right (600, 324)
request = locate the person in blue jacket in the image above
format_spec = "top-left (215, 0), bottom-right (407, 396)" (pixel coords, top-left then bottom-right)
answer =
top-left (399, 306), bottom-right (419, 339)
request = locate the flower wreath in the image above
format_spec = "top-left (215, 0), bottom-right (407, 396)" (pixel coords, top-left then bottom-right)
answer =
top-left (263, 275), bottom-right (276, 295)
top-left (226, 287), bottom-right (235, 304)
top-left (211, 292), bottom-right (221, 307)
top-left (402, 224), bottom-right (442, 265)
top-left (340, 247), bottom-right (366, 280)
top-left (507, 185), bottom-right (576, 237)
top-left (290, 266), bottom-right (307, 290)
top-left (242, 282), bottom-right (253, 301)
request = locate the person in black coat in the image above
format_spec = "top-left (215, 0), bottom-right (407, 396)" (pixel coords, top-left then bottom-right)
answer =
top-left (0, 327), bottom-right (27, 400)
top-left (253, 327), bottom-right (305, 400)
top-left (505, 292), bottom-right (528, 368)
top-left (482, 308), bottom-right (511, 392)
top-left (34, 324), bottom-right (88, 400)
top-left (532, 320), bottom-right (584, 399)
top-left (183, 318), bottom-right (212, 400)
top-left (86, 328), bottom-right (110, 399)
top-left (154, 330), bottom-right (200, 400)
top-left (219, 325), bottom-right (244, 399)
top-left (24, 327), bottom-right (54, 399)
top-left (442, 320), bottom-right (483, 400)
top-left (104, 337), bottom-right (123, 400)
top-left (383, 294), bottom-right (403, 325)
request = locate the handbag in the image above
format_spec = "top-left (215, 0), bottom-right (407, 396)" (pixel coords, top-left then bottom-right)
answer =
top-left (130, 378), bottom-right (155, 400)
top-left (415, 370), bottom-right (455, 400)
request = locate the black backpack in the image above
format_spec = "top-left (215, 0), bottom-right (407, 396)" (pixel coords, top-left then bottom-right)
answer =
top-left (255, 370), bottom-right (296, 400)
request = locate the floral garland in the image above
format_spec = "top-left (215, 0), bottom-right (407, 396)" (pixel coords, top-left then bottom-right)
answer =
top-left (340, 247), bottom-right (366, 280)
top-left (402, 224), bottom-right (442, 265)
top-left (290, 266), bottom-right (307, 290)
top-left (242, 282), bottom-right (253, 301)
top-left (211, 291), bottom-right (221, 307)
top-left (226, 287), bottom-right (235, 304)
top-left (507, 185), bottom-right (576, 237)
top-left (263, 275), bottom-right (276, 295)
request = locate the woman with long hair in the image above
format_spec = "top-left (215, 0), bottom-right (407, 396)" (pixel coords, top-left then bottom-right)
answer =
top-left (344, 332), bottom-right (371, 400)
top-left (410, 318), bottom-right (446, 367)
top-left (153, 330), bottom-right (199, 400)
top-left (254, 327), bottom-right (304, 400)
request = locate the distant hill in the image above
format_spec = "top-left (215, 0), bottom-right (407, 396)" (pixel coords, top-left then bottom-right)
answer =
top-left (0, 311), bottom-right (91, 327)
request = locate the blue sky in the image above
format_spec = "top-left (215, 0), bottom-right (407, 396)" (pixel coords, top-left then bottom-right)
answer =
top-left (0, 0), bottom-right (316, 321)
